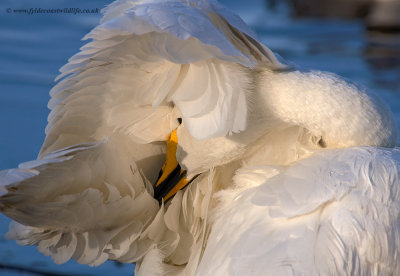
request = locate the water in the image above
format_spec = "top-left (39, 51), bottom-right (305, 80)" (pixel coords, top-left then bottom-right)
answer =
top-left (0, 0), bottom-right (399, 275)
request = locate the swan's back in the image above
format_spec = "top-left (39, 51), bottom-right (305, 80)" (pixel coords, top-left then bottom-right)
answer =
top-left (199, 147), bottom-right (400, 275)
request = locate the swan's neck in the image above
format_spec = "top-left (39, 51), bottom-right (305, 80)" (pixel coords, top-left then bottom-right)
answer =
top-left (176, 67), bottom-right (398, 177)
top-left (255, 69), bottom-right (398, 148)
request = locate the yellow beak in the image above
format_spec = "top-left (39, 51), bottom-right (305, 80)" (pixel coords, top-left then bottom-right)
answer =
top-left (153, 129), bottom-right (195, 203)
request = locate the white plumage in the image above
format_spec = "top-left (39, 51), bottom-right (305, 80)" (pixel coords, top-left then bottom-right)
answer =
top-left (1, 0), bottom-right (399, 275)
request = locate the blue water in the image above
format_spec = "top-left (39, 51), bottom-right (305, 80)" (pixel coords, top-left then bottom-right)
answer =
top-left (0, 0), bottom-right (399, 275)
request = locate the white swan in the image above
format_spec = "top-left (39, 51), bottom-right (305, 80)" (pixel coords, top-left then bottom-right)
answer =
top-left (1, 0), bottom-right (399, 275)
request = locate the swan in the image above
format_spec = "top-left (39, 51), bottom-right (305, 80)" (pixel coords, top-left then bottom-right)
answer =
top-left (1, 0), bottom-right (399, 275)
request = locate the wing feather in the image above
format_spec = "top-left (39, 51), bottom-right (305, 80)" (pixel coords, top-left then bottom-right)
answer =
top-left (1, 138), bottom-right (165, 265)
top-left (41, 0), bottom-right (287, 149)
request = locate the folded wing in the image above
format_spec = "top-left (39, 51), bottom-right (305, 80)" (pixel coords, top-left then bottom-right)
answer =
top-left (0, 0), bottom-right (287, 266)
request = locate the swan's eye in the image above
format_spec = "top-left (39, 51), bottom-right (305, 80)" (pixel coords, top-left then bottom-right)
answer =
top-left (177, 118), bottom-right (182, 124)
top-left (318, 138), bottom-right (327, 148)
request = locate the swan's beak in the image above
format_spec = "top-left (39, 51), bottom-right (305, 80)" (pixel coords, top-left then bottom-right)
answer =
top-left (153, 128), bottom-right (196, 203)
